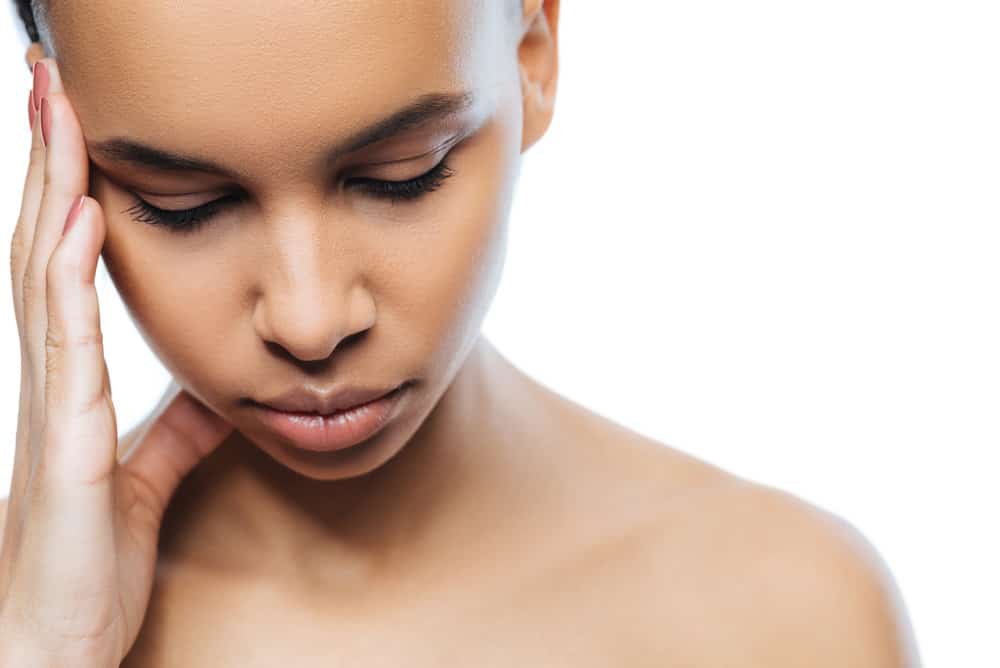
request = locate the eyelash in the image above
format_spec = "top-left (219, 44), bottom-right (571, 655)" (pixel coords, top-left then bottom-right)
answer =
top-left (122, 157), bottom-right (456, 234)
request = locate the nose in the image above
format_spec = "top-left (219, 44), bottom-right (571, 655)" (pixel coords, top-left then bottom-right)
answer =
top-left (252, 237), bottom-right (377, 364)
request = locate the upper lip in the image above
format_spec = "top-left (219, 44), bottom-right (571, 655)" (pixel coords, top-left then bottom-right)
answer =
top-left (257, 382), bottom-right (404, 415)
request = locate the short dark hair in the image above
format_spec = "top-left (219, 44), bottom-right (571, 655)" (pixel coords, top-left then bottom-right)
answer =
top-left (13, 0), bottom-right (38, 43)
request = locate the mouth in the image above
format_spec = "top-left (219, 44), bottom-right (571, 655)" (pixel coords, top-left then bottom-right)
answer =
top-left (254, 382), bottom-right (410, 452)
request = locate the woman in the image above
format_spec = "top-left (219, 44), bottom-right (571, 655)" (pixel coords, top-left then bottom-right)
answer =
top-left (1, 0), bottom-right (920, 665)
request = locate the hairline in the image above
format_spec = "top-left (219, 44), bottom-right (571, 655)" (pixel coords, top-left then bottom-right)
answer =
top-left (17, 0), bottom-right (524, 60)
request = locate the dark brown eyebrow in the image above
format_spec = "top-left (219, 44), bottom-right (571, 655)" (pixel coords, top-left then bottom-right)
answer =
top-left (87, 90), bottom-right (475, 178)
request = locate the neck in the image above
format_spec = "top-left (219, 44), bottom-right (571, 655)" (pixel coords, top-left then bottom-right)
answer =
top-left (156, 335), bottom-right (556, 586)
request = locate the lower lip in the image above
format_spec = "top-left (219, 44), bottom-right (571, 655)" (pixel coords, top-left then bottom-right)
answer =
top-left (256, 384), bottom-right (408, 452)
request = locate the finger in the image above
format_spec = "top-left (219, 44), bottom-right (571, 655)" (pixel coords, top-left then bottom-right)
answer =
top-left (22, 73), bottom-right (90, 475)
top-left (10, 88), bottom-right (44, 334)
top-left (11, 58), bottom-right (64, 337)
top-left (26, 79), bottom-right (86, 395)
top-left (120, 390), bottom-right (233, 525)
top-left (6, 59), bottom-right (65, 520)
top-left (4, 198), bottom-right (119, 635)
top-left (38, 195), bottom-right (115, 488)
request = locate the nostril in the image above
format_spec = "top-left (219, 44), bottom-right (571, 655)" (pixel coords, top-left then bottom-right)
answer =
top-left (340, 329), bottom-right (369, 349)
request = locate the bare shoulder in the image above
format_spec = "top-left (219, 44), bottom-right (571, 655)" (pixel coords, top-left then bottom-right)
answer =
top-left (622, 463), bottom-right (923, 666)
top-left (524, 387), bottom-right (921, 664)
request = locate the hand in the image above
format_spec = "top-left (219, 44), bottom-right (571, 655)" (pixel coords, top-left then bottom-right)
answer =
top-left (0, 58), bottom-right (234, 665)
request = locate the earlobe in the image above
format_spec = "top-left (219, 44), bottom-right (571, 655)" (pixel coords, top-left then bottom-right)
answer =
top-left (523, 0), bottom-right (544, 17)
top-left (24, 41), bottom-right (46, 72)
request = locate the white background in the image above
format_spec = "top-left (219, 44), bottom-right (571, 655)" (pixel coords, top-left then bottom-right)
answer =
top-left (2, 2), bottom-right (998, 665)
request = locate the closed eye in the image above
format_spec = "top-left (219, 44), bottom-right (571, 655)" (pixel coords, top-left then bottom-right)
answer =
top-left (122, 154), bottom-right (457, 235)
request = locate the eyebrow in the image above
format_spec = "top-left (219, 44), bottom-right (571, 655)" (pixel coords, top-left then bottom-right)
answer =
top-left (87, 90), bottom-right (475, 178)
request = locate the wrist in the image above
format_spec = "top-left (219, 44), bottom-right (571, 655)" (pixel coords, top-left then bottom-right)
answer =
top-left (0, 631), bottom-right (117, 668)
top-left (0, 605), bottom-right (120, 667)
top-left (0, 639), bottom-right (59, 667)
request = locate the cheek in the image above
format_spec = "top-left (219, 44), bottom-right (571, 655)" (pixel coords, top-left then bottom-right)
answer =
top-left (100, 219), bottom-right (243, 398)
top-left (373, 114), bottom-right (518, 364)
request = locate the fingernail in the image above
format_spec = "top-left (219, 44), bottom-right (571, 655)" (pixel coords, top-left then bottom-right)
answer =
top-left (64, 195), bottom-right (86, 237)
top-left (40, 96), bottom-right (51, 147)
top-left (28, 88), bottom-right (35, 131)
top-left (31, 60), bottom-right (49, 112)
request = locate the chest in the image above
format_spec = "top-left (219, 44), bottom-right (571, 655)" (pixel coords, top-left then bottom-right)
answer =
top-left (121, 488), bottom-right (745, 667)
top-left (118, 546), bottom-right (709, 667)
top-left (123, 617), bottom-right (638, 666)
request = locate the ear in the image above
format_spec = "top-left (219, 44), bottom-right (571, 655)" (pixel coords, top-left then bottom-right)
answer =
top-left (518, 0), bottom-right (560, 154)
top-left (24, 41), bottom-right (46, 72)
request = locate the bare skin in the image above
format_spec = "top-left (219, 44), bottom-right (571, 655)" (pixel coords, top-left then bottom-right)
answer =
top-left (3, 0), bottom-right (920, 665)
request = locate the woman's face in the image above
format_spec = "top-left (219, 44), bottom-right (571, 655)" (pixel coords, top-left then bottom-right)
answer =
top-left (42, 0), bottom-right (549, 479)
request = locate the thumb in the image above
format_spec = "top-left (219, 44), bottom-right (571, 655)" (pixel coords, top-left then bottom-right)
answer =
top-left (119, 388), bottom-right (233, 524)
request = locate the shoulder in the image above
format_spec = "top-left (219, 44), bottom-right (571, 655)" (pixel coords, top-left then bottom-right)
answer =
top-left (628, 476), bottom-right (922, 666)
top-left (528, 393), bottom-right (921, 665)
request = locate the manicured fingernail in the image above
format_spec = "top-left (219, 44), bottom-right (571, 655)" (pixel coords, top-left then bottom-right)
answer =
top-left (28, 88), bottom-right (35, 131)
top-left (31, 60), bottom-right (49, 112)
top-left (64, 195), bottom-right (86, 237)
top-left (40, 96), bottom-right (51, 147)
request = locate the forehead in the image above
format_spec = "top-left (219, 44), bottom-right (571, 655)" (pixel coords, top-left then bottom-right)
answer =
top-left (49, 0), bottom-right (506, 174)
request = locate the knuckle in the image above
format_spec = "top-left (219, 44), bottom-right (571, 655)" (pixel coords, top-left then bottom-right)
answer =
top-left (43, 328), bottom-right (64, 374)
top-left (70, 379), bottom-right (111, 425)
top-left (29, 140), bottom-right (46, 162)
top-left (9, 230), bottom-right (25, 279)
top-left (20, 267), bottom-right (38, 305)
top-left (73, 330), bottom-right (104, 349)
top-left (45, 326), bottom-right (103, 361)
top-left (9, 222), bottom-right (27, 255)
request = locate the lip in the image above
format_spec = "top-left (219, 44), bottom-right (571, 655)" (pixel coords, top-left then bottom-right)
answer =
top-left (258, 382), bottom-right (408, 415)
top-left (255, 383), bottom-right (409, 452)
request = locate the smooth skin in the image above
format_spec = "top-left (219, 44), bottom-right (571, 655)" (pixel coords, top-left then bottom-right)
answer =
top-left (1, 1), bottom-right (921, 665)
